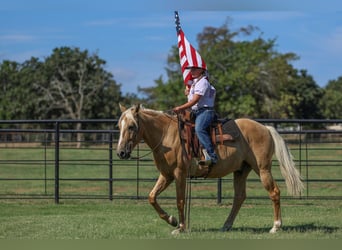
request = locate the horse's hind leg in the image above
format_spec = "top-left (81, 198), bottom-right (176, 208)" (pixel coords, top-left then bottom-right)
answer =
top-left (222, 164), bottom-right (252, 231)
top-left (149, 174), bottom-right (177, 227)
top-left (259, 168), bottom-right (281, 233)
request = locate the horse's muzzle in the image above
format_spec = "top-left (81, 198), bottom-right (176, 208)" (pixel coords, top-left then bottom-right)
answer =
top-left (117, 150), bottom-right (131, 159)
top-left (117, 141), bottom-right (133, 159)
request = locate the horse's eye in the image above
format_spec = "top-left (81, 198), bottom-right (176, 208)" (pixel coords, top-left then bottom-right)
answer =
top-left (128, 125), bottom-right (136, 131)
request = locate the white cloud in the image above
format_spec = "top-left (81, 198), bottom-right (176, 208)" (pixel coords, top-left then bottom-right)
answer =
top-left (323, 26), bottom-right (342, 55)
top-left (84, 19), bottom-right (121, 27)
top-left (0, 49), bottom-right (46, 62)
top-left (0, 34), bottom-right (36, 43)
top-left (111, 67), bottom-right (137, 84)
top-left (133, 19), bottom-right (170, 29)
top-left (230, 11), bottom-right (307, 22)
top-left (84, 14), bottom-right (171, 29)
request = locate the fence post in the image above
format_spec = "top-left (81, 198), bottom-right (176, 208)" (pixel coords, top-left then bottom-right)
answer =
top-left (44, 131), bottom-right (48, 195)
top-left (136, 143), bottom-right (140, 199)
top-left (305, 131), bottom-right (309, 198)
top-left (109, 132), bottom-right (113, 201)
top-left (217, 178), bottom-right (222, 204)
top-left (54, 121), bottom-right (60, 204)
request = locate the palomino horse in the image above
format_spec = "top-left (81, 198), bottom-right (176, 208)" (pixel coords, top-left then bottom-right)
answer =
top-left (116, 104), bottom-right (304, 234)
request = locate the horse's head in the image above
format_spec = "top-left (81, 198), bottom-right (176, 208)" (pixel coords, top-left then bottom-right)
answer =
top-left (116, 104), bottom-right (142, 159)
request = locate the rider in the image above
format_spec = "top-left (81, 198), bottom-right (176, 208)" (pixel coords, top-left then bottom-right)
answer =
top-left (173, 65), bottom-right (218, 165)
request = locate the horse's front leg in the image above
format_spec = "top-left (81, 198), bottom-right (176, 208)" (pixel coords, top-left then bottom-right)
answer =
top-left (148, 174), bottom-right (178, 227)
top-left (171, 167), bottom-right (187, 235)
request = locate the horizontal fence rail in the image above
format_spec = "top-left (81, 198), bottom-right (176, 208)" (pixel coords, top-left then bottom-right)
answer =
top-left (0, 119), bottom-right (341, 203)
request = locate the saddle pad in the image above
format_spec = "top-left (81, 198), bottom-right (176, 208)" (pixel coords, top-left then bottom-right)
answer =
top-left (220, 119), bottom-right (240, 140)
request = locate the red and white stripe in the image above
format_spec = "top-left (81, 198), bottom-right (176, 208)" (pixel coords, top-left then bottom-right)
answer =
top-left (177, 29), bottom-right (207, 86)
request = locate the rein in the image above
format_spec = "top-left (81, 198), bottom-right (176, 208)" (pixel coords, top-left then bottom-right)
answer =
top-left (130, 111), bottom-right (175, 160)
top-left (176, 113), bottom-right (192, 231)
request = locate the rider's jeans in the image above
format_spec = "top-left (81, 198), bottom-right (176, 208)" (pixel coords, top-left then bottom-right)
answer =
top-left (194, 108), bottom-right (217, 160)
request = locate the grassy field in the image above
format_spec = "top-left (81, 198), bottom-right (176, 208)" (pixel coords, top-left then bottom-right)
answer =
top-left (0, 142), bottom-right (341, 199)
top-left (0, 199), bottom-right (341, 239)
top-left (0, 142), bottom-right (341, 239)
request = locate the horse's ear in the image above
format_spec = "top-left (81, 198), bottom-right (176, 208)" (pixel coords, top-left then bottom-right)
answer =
top-left (119, 103), bottom-right (126, 112)
top-left (134, 103), bottom-right (141, 113)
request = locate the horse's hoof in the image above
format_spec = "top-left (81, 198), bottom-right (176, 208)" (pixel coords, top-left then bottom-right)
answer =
top-left (168, 215), bottom-right (178, 227)
top-left (269, 227), bottom-right (280, 233)
top-left (171, 228), bottom-right (185, 235)
top-left (220, 225), bottom-right (232, 232)
top-left (269, 220), bottom-right (281, 233)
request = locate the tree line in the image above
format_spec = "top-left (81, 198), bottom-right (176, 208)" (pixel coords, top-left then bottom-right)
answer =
top-left (1, 22), bottom-right (341, 121)
top-left (139, 23), bottom-right (341, 119)
top-left (0, 47), bottom-right (130, 121)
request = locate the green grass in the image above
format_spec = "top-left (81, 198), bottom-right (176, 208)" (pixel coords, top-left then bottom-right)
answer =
top-left (0, 143), bottom-right (341, 199)
top-left (0, 199), bottom-right (340, 239)
top-left (0, 142), bottom-right (341, 239)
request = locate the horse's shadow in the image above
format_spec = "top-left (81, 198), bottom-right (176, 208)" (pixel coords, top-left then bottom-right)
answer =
top-left (190, 223), bottom-right (339, 234)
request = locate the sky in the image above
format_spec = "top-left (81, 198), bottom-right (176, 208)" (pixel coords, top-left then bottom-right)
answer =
top-left (1, 0), bottom-right (342, 96)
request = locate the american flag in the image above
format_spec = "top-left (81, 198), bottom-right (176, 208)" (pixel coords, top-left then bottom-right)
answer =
top-left (175, 11), bottom-right (207, 86)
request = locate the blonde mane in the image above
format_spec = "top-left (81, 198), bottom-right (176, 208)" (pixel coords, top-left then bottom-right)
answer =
top-left (139, 106), bottom-right (177, 121)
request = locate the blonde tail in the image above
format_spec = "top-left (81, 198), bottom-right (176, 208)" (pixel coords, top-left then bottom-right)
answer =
top-left (266, 126), bottom-right (304, 196)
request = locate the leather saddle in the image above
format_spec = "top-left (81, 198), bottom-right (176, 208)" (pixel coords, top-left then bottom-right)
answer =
top-left (178, 109), bottom-right (240, 161)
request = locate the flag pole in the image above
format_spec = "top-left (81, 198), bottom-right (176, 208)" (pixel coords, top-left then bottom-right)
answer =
top-left (176, 10), bottom-right (192, 231)
top-left (174, 11), bottom-right (181, 34)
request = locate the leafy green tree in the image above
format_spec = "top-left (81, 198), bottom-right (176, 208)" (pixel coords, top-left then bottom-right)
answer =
top-left (32, 47), bottom-right (123, 146)
top-left (35, 47), bottom-right (120, 120)
top-left (18, 57), bottom-right (45, 119)
top-left (0, 60), bottom-right (20, 120)
top-left (197, 24), bottom-right (303, 118)
top-left (1, 48), bottom-right (125, 122)
top-left (139, 22), bottom-right (303, 119)
top-left (319, 77), bottom-right (342, 119)
top-left (276, 70), bottom-right (323, 119)
top-left (0, 58), bottom-right (43, 120)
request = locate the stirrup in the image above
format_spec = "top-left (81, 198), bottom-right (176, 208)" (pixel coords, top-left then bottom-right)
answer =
top-left (198, 158), bottom-right (212, 166)
top-left (198, 149), bottom-right (212, 166)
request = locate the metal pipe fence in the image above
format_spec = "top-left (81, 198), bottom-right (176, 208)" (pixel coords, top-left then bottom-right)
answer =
top-left (0, 119), bottom-right (341, 203)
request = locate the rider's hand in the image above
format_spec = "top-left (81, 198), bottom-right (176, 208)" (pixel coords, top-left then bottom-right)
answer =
top-left (173, 106), bottom-right (182, 113)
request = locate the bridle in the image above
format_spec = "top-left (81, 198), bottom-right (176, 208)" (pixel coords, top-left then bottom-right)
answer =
top-left (129, 111), bottom-right (176, 160)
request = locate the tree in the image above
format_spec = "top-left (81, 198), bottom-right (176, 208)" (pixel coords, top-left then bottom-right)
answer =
top-left (35, 47), bottom-right (111, 118)
top-left (139, 22), bottom-right (303, 119)
top-left (31, 47), bottom-right (122, 146)
top-left (276, 70), bottom-right (323, 119)
top-left (1, 47), bottom-right (125, 123)
top-left (319, 77), bottom-right (342, 119)
top-left (197, 24), bottom-right (303, 118)
top-left (0, 58), bottom-right (43, 120)
top-left (0, 60), bottom-right (21, 120)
